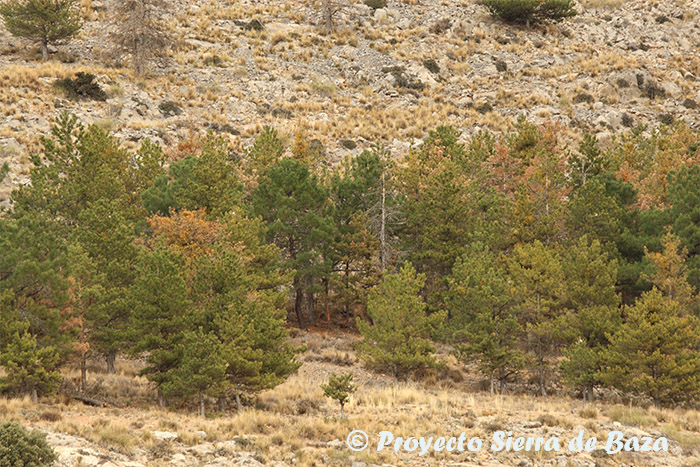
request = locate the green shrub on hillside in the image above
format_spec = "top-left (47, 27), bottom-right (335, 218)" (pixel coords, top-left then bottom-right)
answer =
top-left (0, 422), bottom-right (56, 467)
top-left (54, 72), bottom-right (107, 101)
top-left (364, 0), bottom-right (387, 9)
top-left (483, 0), bottom-right (577, 25)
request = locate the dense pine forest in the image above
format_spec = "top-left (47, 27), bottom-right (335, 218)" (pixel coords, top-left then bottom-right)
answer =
top-left (2, 113), bottom-right (700, 414)
top-left (2, 0), bottom-right (700, 464)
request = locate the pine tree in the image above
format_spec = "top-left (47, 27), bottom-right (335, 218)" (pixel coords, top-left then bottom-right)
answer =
top-left (129, 247), bottom-right (191, 404)
top-left (567, 178), bottom-right (624, 247)
top-left (668, 165), bottom-right (700, 291)
top-left (446, 244), bottom-right (523, 394)
top-left (560, 236), bottom-right (621, 401)
top-left (644, 230), bottom-right (696, 311)
top-left (246, 126), bottom-right (285, 179)
top-left (399, 126), bottom-right (509, 306)
top-left (161, 329), bottom-right (227, 417)
top-left (568, 134), bottom-right (604, 190)
top-left (0, 0), bottom-right (81, 60)
top-left (508, 241), bottom-right (567, 396)
top-left (0, 321), bottom-right (61, 403)
top-left (357, 263), bottom-right (447, 379)
top-left (321, 372), bottom-right (356, 419)
top-left (62, 243), bottom-right (105, 392)
top-left (199, 213), bottom-right (301, 409)
top-left (110, 0), bottom-right (170, 76)
top-left (252, 158), bottom-right (333, 328)
top-left (602, 289), bottom-right (700, 407)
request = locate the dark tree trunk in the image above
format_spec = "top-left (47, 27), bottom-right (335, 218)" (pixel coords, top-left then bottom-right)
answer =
top-left (307, 288), bottom-right (315, 325)
top-left (80, 357), bottom-right (87, 393)
top-left (106, 351), bottom-right (116, 374)
top-left (294, 282), bottom-right (306, 329)
top-left (41, 38), bottom-right (48, 61)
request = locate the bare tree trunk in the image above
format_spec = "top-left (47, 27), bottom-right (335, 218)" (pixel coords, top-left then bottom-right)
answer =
top-left (323, 0), bottom-right (336, 31)
top-left (32, 388), bottom-right (38, 404)
top-left (294, 282), bottom-right (306, 329)
top-left (379, 167), bottom-right (387, 273)
top-left (199, 393), bottom-right (205, 417)
top-left (539, 369), bottom-right (547, 397)
top-left (80, 357), bottom-right (87, 393)
top-left (40, 38), bottom-right (49, 61)
top-left (324, 277), bottom-right (331, 327)
top-left (157, 389), bottom-right (164, 408)
top-left (106, 352), bottom-right (116, 374)
top-left (236, 393), bottom-right (243, 412)
top-left (307, 280), bottom-right (315, 325)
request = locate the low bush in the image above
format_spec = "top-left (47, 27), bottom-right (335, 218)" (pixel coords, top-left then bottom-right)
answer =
top-left (54, 72), bottom-right (107, 101)
top-left (423, 58), bottom-right (440, 75)
top-left (364, 0), bottom-right (387, 9)
top-left (159, 101), bottom-right (182, 117)
top-left (483, 0), bottom-right (577, 25)
top-left (0, 422), bottom-right (56, 467)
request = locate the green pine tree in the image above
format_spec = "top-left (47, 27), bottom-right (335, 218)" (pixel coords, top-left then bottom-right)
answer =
top-left (0, 0), bottom-right (82, 61)
top-left (508, 241), bottom-right (567, 396)
top-left (161, 329), bottom-right (227, 417)
top-left (129, 247), bottom-right (191, 404)
top-left (321, 372), bottom-right (357, 419)
top-left (357, 263), bottom-right (447, 379)
top-left (0, 321), bottom-right (61, 403)
top-left (446, 244), bottom-right (523, 394)
top-left (601, 289), bottom-right (700, 407)
top-left (252, 158), bottom-right (333, 328)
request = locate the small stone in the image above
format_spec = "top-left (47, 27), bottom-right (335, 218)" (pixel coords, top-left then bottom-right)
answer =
top-left (153, 431), bottom-right (179, 442)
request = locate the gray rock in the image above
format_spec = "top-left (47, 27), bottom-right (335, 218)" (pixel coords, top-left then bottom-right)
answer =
top-left (153, 431), bottom-right (179, 442)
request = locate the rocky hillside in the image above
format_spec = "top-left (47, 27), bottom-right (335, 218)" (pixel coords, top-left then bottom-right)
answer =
top-left (1, 0), bottom-right (699, 206)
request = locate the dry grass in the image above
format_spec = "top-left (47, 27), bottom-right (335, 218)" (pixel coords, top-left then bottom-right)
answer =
top-left (1, 332), bottom-right (700, 465)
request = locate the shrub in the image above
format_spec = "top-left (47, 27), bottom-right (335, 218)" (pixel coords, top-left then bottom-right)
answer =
top-left (658, 113), bottom-right (675, 125)
top-left (243, 19), bottom-right (263, 31)
top-left (423, 58), bottom-right (440, 75)
top-left (0, 422), bottom-right (56, 467)
top-left (382, 66), bottom-right (424, 91)
top-left (573, 92), bottom-right (594, 104)
top-left (159, 100), bottom-right (182, 117)
top-left (494, 59), bottom-right (508, 72)
top-left (682, 98), bottom-right (697, 109)
top-left (476, 102), bottom-right (493, 114)
top-left (483, 0), bottom-right (577, 25)
top-left (642, 82), bottom-right (666, 100)
top-left (54, 72), bottom-right (107, 101)
top-left (364, 0), bottom-right (386, 9)
top-left (340, 139), bottom-right (357, 150)
top-left (621, 112), bottom-right (634, 128)
top-left (429, 17), bottom-right (451, 34)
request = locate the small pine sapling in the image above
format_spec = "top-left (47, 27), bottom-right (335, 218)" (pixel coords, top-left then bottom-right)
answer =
top-left (321, 372), bottom-right (356, 419)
